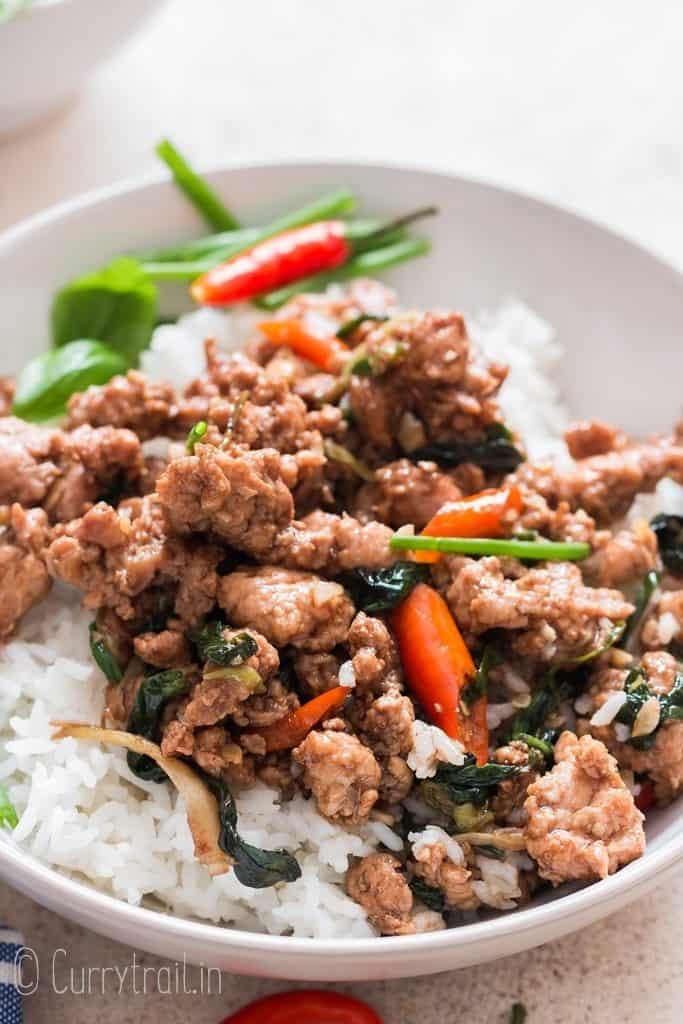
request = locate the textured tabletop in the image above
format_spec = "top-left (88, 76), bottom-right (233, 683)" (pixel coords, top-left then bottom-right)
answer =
top-left (1, 1), bottom-right (682, 1020)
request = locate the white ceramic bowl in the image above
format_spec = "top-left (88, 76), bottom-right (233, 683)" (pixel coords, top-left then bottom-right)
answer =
top-left (0, 164), bottom-right (681, 980)
top-left (0, 0), bottom-right (165, 139)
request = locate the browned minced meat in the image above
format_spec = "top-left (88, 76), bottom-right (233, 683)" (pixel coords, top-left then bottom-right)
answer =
top-left (524, 731), bottom-right (645, 885)
top-left (411, 839), bottom-right (479, 911)
top-left (277, 278), bottom-right (397, 333)
top-left (273, 510), bottom-right (394, 574)
top-left (66, 371), bottom-right (177, 440)
top-left (0, 378), bottom-right (15, 417)
top-left (441, 556), bottom-right (633, 663)
top-left (218, 566), bottom-right (354, 651)
top-left (353, 459), bottom-right (463, 529)
top-left (293, 651), bottom-right (341, 695)
top-left (157, 445), bottom-right (293, 558)
top-left (348, 313), bottom-right (507, 452)
top-left (578, 651), bottom-right (683, 802)
top-left (564, 419), bottom-right (624, 460)
top-left (133, 629), bottom-right (191, 668)
top-left (350, 689), bottom-right (415, 758)
top-left (47, 496), bottom-right (223, 626)
top-left (379, 755), bottom-right (414, 803)
top-left (640, 590), bottom-right (683, 651)
top-left (491, 741), bottom-right (539, 825)
top-left (511, 437), bottom-right (683, 525)
top-left (345, 853), bottom-right (415, 936)
top-left (347, 611), bottom-right (403, 695)
top-left (582, 524), bottom-right (658, 588)
top-left (292, 730), bottom-right (381, 823)
top-left (0, 417), bottom-right (141, 522)
top-left (0, 504), bottom-right (51, 638)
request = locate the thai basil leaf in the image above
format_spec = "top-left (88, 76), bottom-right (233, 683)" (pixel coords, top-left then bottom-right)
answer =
top-left (89, 621), bottom-right (123, 684)
top-left (51, 257), bottom-right (158, 365)
top-left (410, 423), bottom-right (524, 472)
top-left (461, 646), bottom-right (500, 708)
top-left (432, 755), bottom-right (521, 807)
top-left (409, 877), bottom-right (444, 912)
top-left (12, 339), bottom-right (127, 422)
top-left (340, 562), bottom-right (429, 614)
top-left (126, 669), bottom-right (192, 782)
top-left (615, 667), bottom-right (683, 750)
top-left (208, 777), bottom-right (301, 888)
top-left (193, 621), bottom-right (258, 667)
top-left (650, 514), bottom-right (683, 575)
top-left (336, 313), bottom-right (388, 339)
top-left (0, 784), bottom-right (18, 830)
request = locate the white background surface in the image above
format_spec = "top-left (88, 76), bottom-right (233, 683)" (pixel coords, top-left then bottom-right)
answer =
top-left (1, 1), bottom-right (682, 1020)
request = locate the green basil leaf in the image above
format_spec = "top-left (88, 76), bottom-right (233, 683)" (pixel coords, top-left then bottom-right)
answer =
top-left (431, 755), bottom-right (521, 806)
top-left (193, 621), bottom-right (258, 667)
top-left (126, 669), bottom-right (192, 782)
top-left (340, 562), bottom-right (429, 614)
top-left (89, 622), bottom-right (123, 684)
top-left (12, 339), bottom-right (127, 422)
top-left (408, 877), bottom-right (444, 912)
top-left (410, 423), bottom-right (524, 472)
top-left (51, 257), bottom-right (158, 365)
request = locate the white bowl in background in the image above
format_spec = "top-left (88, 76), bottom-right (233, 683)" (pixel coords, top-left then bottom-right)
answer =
top-left (0, 163), bottom-right (681, 979)
top-left (0, 0), bottom-right (165, 140)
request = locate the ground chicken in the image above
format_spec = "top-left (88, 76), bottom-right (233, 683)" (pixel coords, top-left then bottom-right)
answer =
top-left (347, 612), bottom-right (403, 694)
top-left (0, 504), bottom-right (51, 638)
top-left (351, 689), bottom-right (415, 757)
top-left (292, 730), bottom-right (381, 823)
top-left (578, 651), bottom-right (683, 802)
top-left (273, 510), bottom-right (394, 574)
top-left (442, 556), bottom-right (633, 663)
top-left (378, 755), bottom-right (414, 803)
top-left (293, 651), bottom-right (341, 695)
top-left (511, 438), bottom-right (683, 525)
top-left (156, 445), bottom-right (293, 558)
top-left (345, 853), bottom-right (415, 936)
top-left (583, 525), bottom-right (658, 588)
top-left (564, 419), bottom-right (624, 459)
top-left (353, 459), bottom-right (463, 529)
top-left (133, 629), bottom-right (191, 668)
top-left (524, 731), bottom-right (645, 884)
top-left (66, 371), bottom-right (176, 440)
top-left (491, 741), bottom-right (539, 826)
top-left (411, 837), bottom-right (480, 911)
top-left (218, 566), bottom-right (354, 651)
top-left (348, 312), bottom-right (507, 453)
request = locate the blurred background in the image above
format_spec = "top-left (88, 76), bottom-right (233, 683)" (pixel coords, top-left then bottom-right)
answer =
top-left (1, 0), bottom-right (681, 1020)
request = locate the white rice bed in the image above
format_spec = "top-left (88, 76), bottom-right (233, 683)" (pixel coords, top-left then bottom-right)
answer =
top-left (2, 295), bottom-right (681, 937)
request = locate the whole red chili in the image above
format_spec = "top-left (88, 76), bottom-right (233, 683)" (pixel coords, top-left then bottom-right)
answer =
top-left (220, 990), bottom-right (384, 1024)
top-left (191, 207), bottom-right (435, 306)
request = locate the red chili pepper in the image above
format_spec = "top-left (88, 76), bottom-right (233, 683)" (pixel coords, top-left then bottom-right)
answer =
top-left (191, 207), bottom-right (435, 306)
top-left (220, 990), bottom-right (383, 1024)
top-left (258, 319), bottom-right (350, 372)
top-left (246, 685), bottom-right (351, 753)
top-left (634, 779), bottom-right (655, 813)
top-left (413, 485), bottom-right (523, 564)
top-left (392, 583), bottom-right (488, 763)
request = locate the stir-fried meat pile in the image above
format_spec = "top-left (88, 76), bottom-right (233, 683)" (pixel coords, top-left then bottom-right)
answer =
top-left (3, 278), bottom-right (682, 934)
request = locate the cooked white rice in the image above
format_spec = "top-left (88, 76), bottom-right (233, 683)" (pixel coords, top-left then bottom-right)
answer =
top-left (0, 292), bottom-right (673, 935)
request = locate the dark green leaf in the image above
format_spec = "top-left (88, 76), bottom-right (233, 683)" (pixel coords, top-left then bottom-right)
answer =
top-left (207, 776), bottom-right (301, 888)
top-left (615, 667), bottom-right (683, 750)
top-left (186, 420), bottom-right (208, 453)
top-left (336, 313), bottom-right (388, 339)
top-left (126, 669), bottom-right (192, 782)
top-left (51, 257), bottom-right (158, 365)
top-left (193, 621), bottom-right (258, 667)
top-left (89, 621), bottom-right (123, 684)
top-left (409, 423), bottom-right (524, 472)
top-left (432, 755), bottom-right (521, 807)
top-left (650, 514), bottom-right (683, 575)
top-left (12, 339), bottom-right (127, 422)
top-left (409, 877), bottom-right (444, 912)
top-left (0, 784), bottom-right (18, 830)
top-left (475, 843), bottom-right (506, 861)
top-left (622, 570), bottom-right (661, 647)
top-left (340, 562), bottom-right (429, 614)
top-left (462, 646), bottom-right (500, 708)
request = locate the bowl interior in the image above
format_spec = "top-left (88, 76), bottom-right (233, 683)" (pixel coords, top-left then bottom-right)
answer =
top-left (0, 163), bottom-right (681, 976)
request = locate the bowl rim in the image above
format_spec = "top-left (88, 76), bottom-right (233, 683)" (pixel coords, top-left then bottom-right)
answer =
top-left (1, 158), bottom-right (681, 958)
